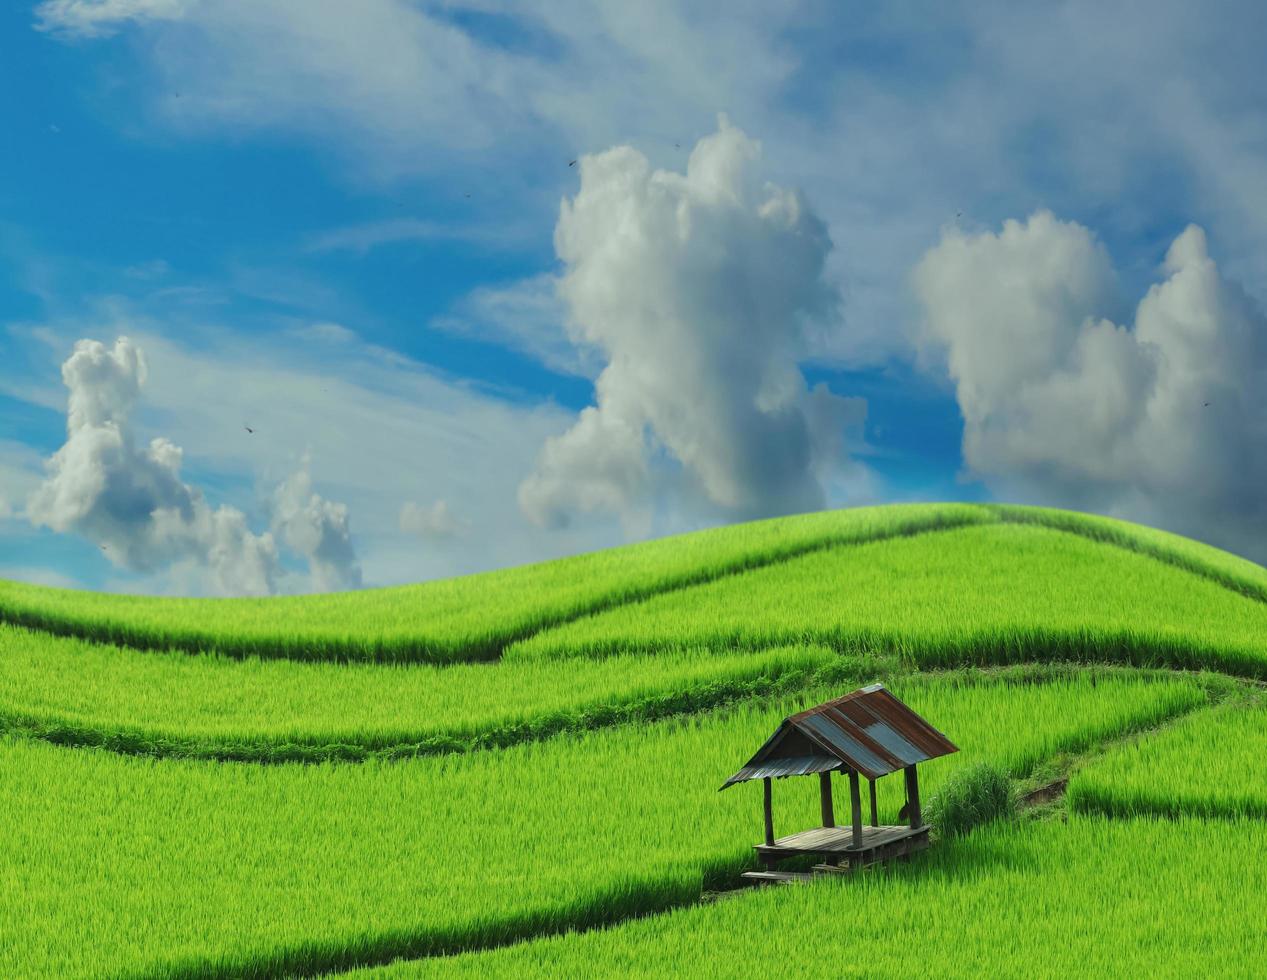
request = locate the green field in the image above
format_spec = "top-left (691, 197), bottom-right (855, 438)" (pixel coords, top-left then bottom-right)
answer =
top-left (341, 815), bottom-right (1267, 979)
top-left (1068, 697), bottom-right (1267, 819)
top-left (1, 500), bottom-right (1265, 978)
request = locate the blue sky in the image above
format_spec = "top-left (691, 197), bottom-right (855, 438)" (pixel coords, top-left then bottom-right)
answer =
top-left (1, 1), bottom-right (1265, 596)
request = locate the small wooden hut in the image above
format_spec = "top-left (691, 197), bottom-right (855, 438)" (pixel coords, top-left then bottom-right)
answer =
top-left (720, 683), bottom-right (958, 882)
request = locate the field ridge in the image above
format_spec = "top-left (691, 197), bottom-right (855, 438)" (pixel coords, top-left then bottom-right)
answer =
top-left (3, 502), bottom-right (1266, 666)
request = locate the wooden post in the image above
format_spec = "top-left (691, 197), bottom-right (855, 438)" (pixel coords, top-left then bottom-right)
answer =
top-left (904, 764), bottom-right (922, 829)
top-left (763, 777), bottom-right (775, 845)
top-left (819, 771), bottom-right (835, 827)
top-left (868, 777), bottom-right (878, 827)
top-left (849, 769), bottom-right (863, 848)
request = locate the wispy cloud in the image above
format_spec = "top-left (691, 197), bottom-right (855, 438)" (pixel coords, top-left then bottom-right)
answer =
top-left (399, 499), bottom-right (471, 542)
top-left (0, 565), bottom-right (83, 590)
top-left (35, 0), bottom-right (190, 38)
top-left (430, 272), bottom-right (604, 381)
top-left (305, 217), bottom-right (539, 255)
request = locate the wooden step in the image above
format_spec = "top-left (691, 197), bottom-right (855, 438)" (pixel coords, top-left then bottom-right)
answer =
top-left (740, 870), bottom-right (815, 885)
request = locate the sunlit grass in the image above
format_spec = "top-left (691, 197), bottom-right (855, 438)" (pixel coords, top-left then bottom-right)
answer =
top-left (1068, 697), bottom-right (1267, 819)
top-left (0, 502), bottom-right (991, 662)
top-left (0, 624), bottom-right (860, 761)
top-left (340, 815), bottom-right (1267, 979)
top-left (510, 523), bottom-right (1267, 678)
top-left (0, 669), bottom-right (1204, 979)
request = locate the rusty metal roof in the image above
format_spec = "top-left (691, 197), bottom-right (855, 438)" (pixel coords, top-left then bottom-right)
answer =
top-left (719, 683), bottom-right (958, 789)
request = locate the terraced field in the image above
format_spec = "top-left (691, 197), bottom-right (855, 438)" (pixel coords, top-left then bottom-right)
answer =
top-left (2, 500), bottom-right (1266, 978)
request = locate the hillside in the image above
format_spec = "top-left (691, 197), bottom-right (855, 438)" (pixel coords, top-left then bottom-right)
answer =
top-left (2, 500), bottom-right (1265, 978)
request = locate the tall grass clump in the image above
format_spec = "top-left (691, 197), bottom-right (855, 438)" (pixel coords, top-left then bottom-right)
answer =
top-left (925, 760), bottom-right (1016, 838)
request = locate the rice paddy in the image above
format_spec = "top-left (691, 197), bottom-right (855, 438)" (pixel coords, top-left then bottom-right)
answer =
top-left (509, 522), bottom-right (1267, 678)
top-left (0, 502), bottom-right (990, 663)
top-left (0, 500), bottom-right (1264, 978)
top-left (340, 815), bottom-right (1267, 979)
top-left (0, 624), bottom-right (858, 762)
top-left (1067, 697), bottom-right (1267, 819)
top-left (0, 670), bottom-right (1210, 978)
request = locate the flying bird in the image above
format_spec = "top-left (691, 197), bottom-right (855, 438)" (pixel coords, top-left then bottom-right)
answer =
top-left (568, 159), bottom-right (576, 166)
top-left (675, 143), bottom-right (680, 148)
top-left (1204, 402), bottom-right (1210, 407)
top-left (244, 425), bottom-right (254, 434)
top-left (464, 193), bottom-right (471, 198)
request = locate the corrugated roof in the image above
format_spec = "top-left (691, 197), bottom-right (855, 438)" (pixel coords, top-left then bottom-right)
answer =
top-left (720, 683), bottom-right (958, 789)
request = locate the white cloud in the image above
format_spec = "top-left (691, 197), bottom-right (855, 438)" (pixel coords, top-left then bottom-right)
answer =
top-left (24, 336), bottom-right (282, 596)
top-left (270, 451), bottom-right (362, 592)
top-left (518, 115), bottom-right (868, 530)
top-left (35, 0), bottom-right (190, 37)
top-left (21, 335), bottom-right (364, 597)
top-left (5, 310), bottom-right (634, 591)
top-left (35, 0), bottom-right (801, 189)
top-left (399, 499), bottom-right (471, 542)
top-left (912, 211), bottom-right (1267, 564)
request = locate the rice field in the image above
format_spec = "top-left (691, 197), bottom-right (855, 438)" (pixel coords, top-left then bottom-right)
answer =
top-left (1067, 697), bottom-right (1267, 819)
top-left (2, 500), bottom-right (1266, 978)
top-left (339, 815), bottom-right (1267, 979)
top-left (0, 502), bottom-right (990, 663)
top-left (0, 670), bottom-right (1207, 978)
top-left (0, 623), bottom-right (859, 762)
top-left (509, 522), bottom-right (1267, 678)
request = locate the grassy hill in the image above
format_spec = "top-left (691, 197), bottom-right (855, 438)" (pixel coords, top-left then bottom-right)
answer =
top-left (1, 500), bottom-right (1265, 977)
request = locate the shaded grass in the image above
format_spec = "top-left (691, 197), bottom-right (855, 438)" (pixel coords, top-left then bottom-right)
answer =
top-left (509, 523), bottom-right (1267, 680)
top-left (0, 669), bottom-right (1204, 979)
top-left (1068, 696), bottom-right (1267, 819)
top-left (0, 503), bottom-right (992, 663)
top-left (337, 815), bottom-right (1267, 979)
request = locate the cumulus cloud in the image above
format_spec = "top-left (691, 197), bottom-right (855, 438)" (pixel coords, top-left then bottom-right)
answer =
top-left (35, 0), bottom-right (190, 37)
top-left (912, 210), bottom-right (1267, 562)
top-left (399, 499), bottom-right (471, 542)
top-left (25, 336), bottom-right (361, 596)
top-left (518, 114), bottom-right (866, 531)
top-left (271, 452), bottom-right (363, 592)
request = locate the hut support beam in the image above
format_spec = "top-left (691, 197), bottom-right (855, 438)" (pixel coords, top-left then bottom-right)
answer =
top-left (868, 778), bottom-right (878, 827)
top-left (848, 770), bottom-right (863, 848)
top-left (763, 777), bottom-right (775, 846)
top-left (819, 771), bottom-right (835, 827)
top-left (904, 765), bottom-right (922, 829)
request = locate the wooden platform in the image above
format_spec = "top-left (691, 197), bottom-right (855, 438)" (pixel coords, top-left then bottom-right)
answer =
top-left (754, 824), bottom-right (929, 870)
